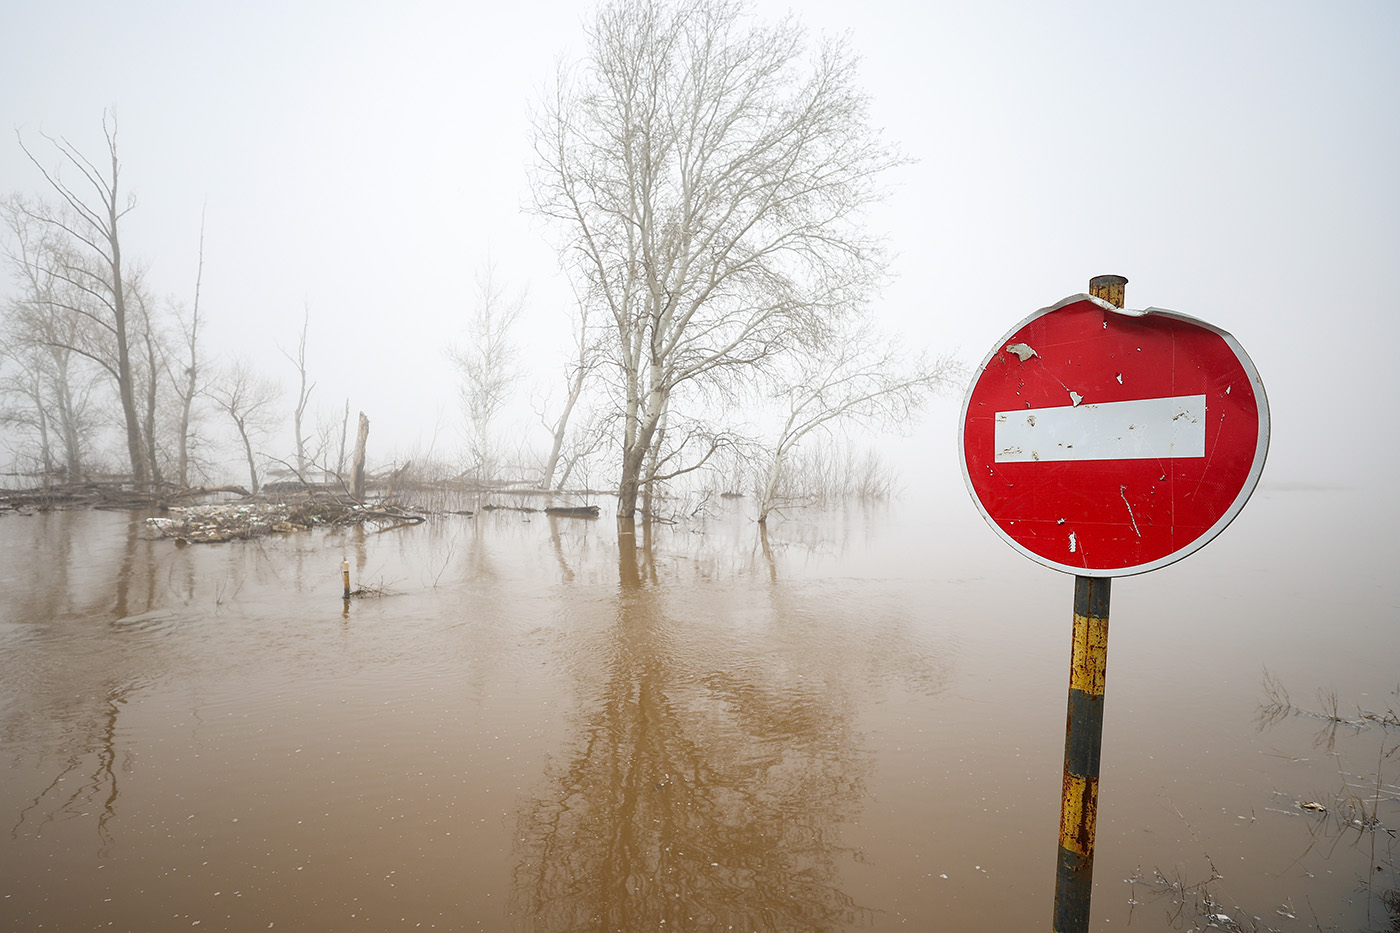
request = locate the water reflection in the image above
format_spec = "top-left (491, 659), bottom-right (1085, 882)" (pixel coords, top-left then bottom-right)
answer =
top-left (10, 678), bottom-right (134, 855)
top-left (114, 512), bottom-right (161, 619)
top-left (512, 517), bottom-right (877, 931)
top-left (0, 511), bottom-right (161, 857)
top-left (4, 500), bottom-right (960, 930)
top-left (1, 509), bottom-right (275, 857)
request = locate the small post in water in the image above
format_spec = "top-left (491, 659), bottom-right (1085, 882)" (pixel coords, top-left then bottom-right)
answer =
top-left (1052, 274), bottom-right (1125, 932)
top-left (342, 559), bottom-right (351, 600)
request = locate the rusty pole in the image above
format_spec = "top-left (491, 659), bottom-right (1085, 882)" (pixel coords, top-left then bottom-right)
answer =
top-left (1054, 575), bottom-right (1110, 930)
top-left (1087, 273), bottom-right (1127, 310)
top-left (1052, 274), bottom-right (1125, 932)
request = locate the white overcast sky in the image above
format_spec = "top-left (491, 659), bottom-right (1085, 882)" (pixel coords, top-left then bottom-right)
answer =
top-left (2, 0), bottom-right (1397, 498)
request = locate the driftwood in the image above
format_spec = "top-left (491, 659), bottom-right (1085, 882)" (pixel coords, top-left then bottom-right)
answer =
top-left (358, 504), bottom-right (428, 534)
top-left (260, 481), bottom-right (333, 495)
top-left (169, 484), bottom-right (253, 500)
top-left (544, 504), bottom-right (601, 518)
top-left (478, 502), bottom-right (600, 518)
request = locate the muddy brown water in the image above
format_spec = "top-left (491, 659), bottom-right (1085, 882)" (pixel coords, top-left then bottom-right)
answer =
top-left (1, 487), bottom-right (1396, 931)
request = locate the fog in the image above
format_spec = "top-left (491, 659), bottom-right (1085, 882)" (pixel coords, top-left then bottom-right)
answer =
top-left (3, 1), bottom-right (1396, 500)
top-left (3, 5), bottom-right (1400, 929)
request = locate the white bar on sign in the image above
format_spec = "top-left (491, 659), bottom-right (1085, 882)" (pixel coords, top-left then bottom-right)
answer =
top-left (994, 394), bottom-right (1206, 463)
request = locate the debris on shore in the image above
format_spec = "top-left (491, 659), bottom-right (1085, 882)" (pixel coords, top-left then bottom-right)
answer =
top-left (3, 477), bottom-right (600, 544)
top-left (143, 499), bottom-right (426, 544)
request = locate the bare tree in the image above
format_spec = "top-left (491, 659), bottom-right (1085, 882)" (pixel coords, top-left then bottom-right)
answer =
top-left (550, 407), bottom-right (613, 492)
top-left (206, 359), bottom-right (280, 493)
top-left (448, 260), bottom-right (524, 482)
top-left (1, 201), bottom-right (103, 477)
top-left (13, 116), bottom-right (153, 483)
top-left (330, 398), bottom-right (351, 483)
top-left (0, 338), bottom-right (101, 477)
top-left (165, 214), bottom-right (208, 487)
top-left (130, 278), bottom-right (167, 484)
top-left (278, 303), bottom-right (316, 479)
top-left (536, 294), bottom-right (601, 489)
top-left (756, 327), bottom-right (960, 522)
top-left (532, 0), bottom-right (903, 518)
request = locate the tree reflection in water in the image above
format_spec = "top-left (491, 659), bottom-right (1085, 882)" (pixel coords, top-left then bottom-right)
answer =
top-left (10, 681), bottom-right (132, 855)
top-left (3, 513), bottom-right (158, 856)
top-left (2, 510), bottom-right (270, 857)
top-left (512, 518), bottom-right (876, 932)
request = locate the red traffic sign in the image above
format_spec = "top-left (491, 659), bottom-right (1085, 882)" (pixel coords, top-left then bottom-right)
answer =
top-left (960, 294), bottom-right (1269, 576)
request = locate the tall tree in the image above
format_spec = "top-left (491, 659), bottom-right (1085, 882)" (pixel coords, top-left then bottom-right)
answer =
top-left (131, 279), bottom-right (166, 484)
top-left (532, 0), bottom-right (902, 518)
top-left (165, 214), bottom-right (208, 487)
top-left (14, 116), bottom-right (152, 483)
top-left (279, 303), bottom-right (316, 479)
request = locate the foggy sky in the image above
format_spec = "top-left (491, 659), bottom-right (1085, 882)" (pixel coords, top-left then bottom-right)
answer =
top-left (2, 0), bottom-right (1397, 503)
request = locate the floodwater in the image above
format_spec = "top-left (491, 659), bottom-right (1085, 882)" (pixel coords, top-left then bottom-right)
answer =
top-left (1, 485), bottom-right (1396, 932)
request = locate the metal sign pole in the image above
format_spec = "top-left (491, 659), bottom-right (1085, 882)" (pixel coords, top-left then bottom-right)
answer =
top-left (1052, 273), bottom-right (1125, 924)
top-left (1052, 274), bottom-right (1125, 932)
top-left (1054, 575), bottom-right (1110, 931)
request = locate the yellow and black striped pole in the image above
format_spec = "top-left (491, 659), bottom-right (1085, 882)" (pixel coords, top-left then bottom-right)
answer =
top-left (1054, 575), bottom-right (1110, 931)
top-left (1054, 274), bottom-right (1126, 931)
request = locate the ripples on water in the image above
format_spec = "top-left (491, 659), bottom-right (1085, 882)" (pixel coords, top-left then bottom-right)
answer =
top-left (0, 489), bottom-right (1396, 930)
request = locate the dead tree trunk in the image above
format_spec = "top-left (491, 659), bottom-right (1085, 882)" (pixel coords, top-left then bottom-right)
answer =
top-left (350, 412), bottom-right (370, 501)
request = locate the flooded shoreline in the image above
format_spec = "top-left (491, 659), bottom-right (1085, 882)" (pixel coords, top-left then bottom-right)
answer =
top-left (2, 489), bottom-right (1397, 930)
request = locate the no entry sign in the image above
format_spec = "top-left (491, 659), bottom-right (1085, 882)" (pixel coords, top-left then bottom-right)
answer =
top-left (960, 294), bottom-right (1269, 576)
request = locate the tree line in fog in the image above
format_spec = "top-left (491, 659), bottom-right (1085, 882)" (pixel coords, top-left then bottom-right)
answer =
top-left (0, 0), bottom-right (958, 521)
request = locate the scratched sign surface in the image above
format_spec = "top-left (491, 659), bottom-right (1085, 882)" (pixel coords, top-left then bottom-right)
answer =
top-left (960, 295), bottom-right (1269, 576)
